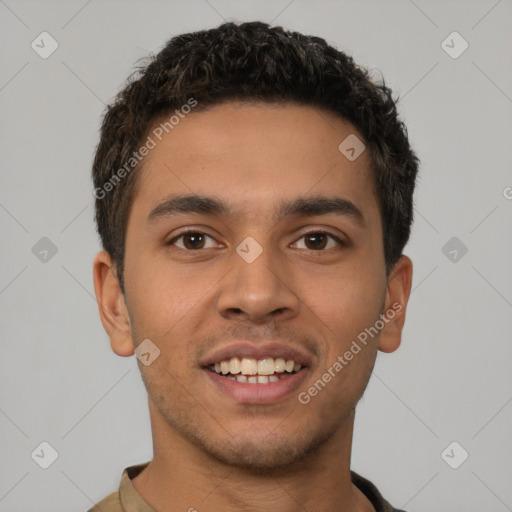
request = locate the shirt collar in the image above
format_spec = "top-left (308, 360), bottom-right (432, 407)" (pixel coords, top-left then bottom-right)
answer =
top-left (119, 462), bottom-right (155, 512)
top-left (119, 462), bottom-right (401, 512)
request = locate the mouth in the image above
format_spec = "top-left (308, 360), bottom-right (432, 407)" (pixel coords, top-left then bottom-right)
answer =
top-left (201, 343), bottom-right (312, 404)
top-left (202, 345), bottom-right (311, 404)
top-left (207, 356), bottom-right (303, 384)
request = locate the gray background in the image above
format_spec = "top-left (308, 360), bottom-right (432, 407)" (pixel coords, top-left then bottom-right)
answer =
top-left (1, 0), bottom-right (511, 510)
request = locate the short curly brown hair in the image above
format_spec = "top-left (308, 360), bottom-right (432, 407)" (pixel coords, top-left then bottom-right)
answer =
top-left (92, 21), bottom-right (419, 293)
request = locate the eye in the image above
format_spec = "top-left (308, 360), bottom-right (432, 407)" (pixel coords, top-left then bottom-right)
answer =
top-left (168, 231), bottom-right (218, 250)
top-left (292, 231), bottom-right (344, 251)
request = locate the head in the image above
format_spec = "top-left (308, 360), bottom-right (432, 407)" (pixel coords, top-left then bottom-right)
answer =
top-left (93, 21), bottom-right (417, 471)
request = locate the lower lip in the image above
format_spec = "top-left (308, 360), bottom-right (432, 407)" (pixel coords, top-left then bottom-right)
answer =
top-left (203, 369), bottom-right (309, 404)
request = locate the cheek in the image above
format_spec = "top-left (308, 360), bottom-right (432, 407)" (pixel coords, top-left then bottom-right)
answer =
top-left (124, 245), bottom-right (203, 333)
top-left (311, 270), bottom-right (384, 345)
top-left (125, 259), bottom-right (215, 373)
top-left (306, 280), bottom-right (381, 407)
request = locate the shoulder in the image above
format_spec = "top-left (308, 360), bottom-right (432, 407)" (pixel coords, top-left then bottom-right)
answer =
top-left (87, 490), bottom-right (123, 512)
top-left (351, 470), bottom-right (407, 512)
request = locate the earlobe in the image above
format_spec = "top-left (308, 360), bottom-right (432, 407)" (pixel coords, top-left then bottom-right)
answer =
top-left (378, 255), bottom-right (413, 354)
top-left (93, 251), bottom-right (134, 357)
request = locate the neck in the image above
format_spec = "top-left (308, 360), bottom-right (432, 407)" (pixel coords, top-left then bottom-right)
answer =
top-left (132, 402), bottom-right (374, 512)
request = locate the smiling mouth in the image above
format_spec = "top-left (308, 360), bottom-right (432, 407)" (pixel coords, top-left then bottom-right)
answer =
top-left (207, 356), bottom-right (303, 384)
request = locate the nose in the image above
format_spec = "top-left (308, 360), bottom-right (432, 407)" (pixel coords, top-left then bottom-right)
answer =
top-left (216, 243), bottom-right (301, 324)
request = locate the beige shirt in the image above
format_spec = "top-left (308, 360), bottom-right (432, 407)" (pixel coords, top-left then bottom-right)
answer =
top-left (88, 462), bottom-right (405, 512)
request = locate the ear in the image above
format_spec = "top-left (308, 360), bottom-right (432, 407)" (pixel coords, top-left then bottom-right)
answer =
top-left (378, 255), bottom-right (413, 353)
top-left (93, 251), bottom-right (134, 357)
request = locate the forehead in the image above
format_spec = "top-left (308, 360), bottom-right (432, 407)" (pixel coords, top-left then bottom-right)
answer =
top-left (129, 101), bottom-right (379, 226)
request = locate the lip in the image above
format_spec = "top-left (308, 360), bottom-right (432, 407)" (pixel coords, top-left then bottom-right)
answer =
top-left (204, 367), bottom-right (309, 404)
top-left (200, 341), bottom-right (313, 367)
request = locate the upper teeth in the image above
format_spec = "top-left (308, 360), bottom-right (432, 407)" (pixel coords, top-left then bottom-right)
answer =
top-left (213, 357), bottom-right (301, 376)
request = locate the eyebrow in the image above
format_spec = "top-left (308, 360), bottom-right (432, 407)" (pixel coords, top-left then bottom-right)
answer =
top-left (147, 194), bottom-right (365, 226)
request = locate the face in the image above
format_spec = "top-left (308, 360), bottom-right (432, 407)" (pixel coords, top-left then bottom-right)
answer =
top-left (95, 101), bottom-right (412, 470)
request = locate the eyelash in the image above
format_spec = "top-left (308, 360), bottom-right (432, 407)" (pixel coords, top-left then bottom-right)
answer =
top-left (167, 229), bottom-right (346, 251)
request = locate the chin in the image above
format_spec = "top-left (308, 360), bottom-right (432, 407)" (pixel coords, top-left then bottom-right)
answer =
top-left (188, 426), bottom-right (336, 473)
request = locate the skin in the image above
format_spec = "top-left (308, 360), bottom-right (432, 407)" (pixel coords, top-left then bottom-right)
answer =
top-left (93, 101), bottom-right (413, 512)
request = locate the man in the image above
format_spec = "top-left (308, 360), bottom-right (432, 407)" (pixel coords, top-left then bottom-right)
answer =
top-left (91, 20), bottom-right (417, 512)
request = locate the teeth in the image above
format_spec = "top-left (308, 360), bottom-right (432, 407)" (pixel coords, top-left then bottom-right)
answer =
top-left (211, 356), bottom-right (304, 380)
top-left (221, 361), bottom-right (230, 375)
top-left (235, 374), bottom-right (284, 384)
top-left (257, 358), bottom-right (275, 375)
top-left (240, 358), bottom-right (258, 375)
top-left (229, 357), bottom-right (241, 374)
top-left (274, 358), bottom-right (286, 372)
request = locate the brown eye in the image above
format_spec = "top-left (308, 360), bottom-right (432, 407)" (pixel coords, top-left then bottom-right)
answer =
top-left (182, 233), bottom-right (205, 249)
top-left (293, 232), bottom-right (343, 251)
top-left (304, 233), bottom-right (328, 250)
top-left (169, 232), bottom-right (216, 250)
